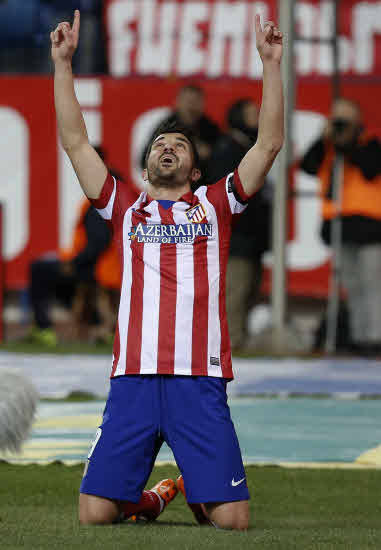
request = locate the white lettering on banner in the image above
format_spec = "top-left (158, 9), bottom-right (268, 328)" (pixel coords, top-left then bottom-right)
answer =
top-left (0, 108), bottom-right (29, 260)
top-left (208, 1), bottom-right (247, 77)
top-left (317, 1), bottom-right (334, 75)
top-left (295, 2), bottom-right (353, 75)
top-left (137, 0), bottom-right (177, 76)
top-left (59, 79), bottom-right (102, 250)
top-left (294, 2), bottom-right (315, 76)
top-left (109, 0), bottom-right (138, 77)
top-left (178, 2), bottom-right (209, 76)
top-left (248, 2), bottom-right (268, 78)
top-left (353, 2), bottom-right (381, 73)
top-left (107, 0), bottom-right (381, 78)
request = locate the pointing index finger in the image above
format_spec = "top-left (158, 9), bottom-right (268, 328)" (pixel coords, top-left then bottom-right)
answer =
top-left (72, 9), bottom-right (80, 35)
top-left (255, 14), bottom-right (262, 36)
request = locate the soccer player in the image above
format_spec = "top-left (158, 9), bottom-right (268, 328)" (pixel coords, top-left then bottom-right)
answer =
top-left (51, 10), bottom-right (283, 530)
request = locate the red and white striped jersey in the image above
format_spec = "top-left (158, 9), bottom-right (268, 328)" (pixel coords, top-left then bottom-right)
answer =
top-left (91, 170), bottom-right (249, 379)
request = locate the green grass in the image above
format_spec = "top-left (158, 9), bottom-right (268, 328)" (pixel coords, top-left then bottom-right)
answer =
top-left (1, 463), bottom-right (381, 549)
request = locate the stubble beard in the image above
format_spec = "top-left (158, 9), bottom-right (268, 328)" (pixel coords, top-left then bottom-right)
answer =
top-left (147, 164), bottom-right (188, 189)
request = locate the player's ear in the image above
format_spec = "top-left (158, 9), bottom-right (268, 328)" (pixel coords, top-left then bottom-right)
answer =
top-left (142, 168), bottom-right (148, 182)
top-left (191, 167), bottom-right (201, 183)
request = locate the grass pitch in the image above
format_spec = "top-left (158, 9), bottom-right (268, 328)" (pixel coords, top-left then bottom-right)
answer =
top-left (1, 463), bottom-right (381, 549)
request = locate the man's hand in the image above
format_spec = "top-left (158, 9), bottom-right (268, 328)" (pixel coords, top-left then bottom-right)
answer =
top-left (255, 14), bottom-right (283, 64)
top-left (51, 9), bottom-right (80, 64)
top-left (237, 15), bottom-right (284, 196)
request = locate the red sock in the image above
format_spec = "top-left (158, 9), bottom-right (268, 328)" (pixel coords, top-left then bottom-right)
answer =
top-left (189, 503), bottom-right (212, 525)
top-left (122, 490), bottom-right (162, 520)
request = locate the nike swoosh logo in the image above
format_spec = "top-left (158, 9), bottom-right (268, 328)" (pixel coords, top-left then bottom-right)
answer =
top-left (231, 477), bottom-right (245, 487)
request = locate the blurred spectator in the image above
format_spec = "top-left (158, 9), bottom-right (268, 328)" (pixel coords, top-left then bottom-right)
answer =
top-left (300, 98), bottom-right (381, 355)
top-left (141, 85), bottom-right (222, 180)
top-left (28, 148), bottom-right (127, 346)
top-left (208, 99), bottom-right (272, 351)
top-left (0, 1), bottom-right (106, 74)
top-left (28, 198), bottom-right (111, 346)
top-left (93, 240), bottom-right (122, 343)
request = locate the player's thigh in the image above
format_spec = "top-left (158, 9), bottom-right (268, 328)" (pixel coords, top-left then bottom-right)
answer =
top-left (204, 499), bottom-right (250, 530)
top-left (162, 376), bottom-right (250, 504)
top-left (81, 376), bottom-right (162, 502)
top-left (79, 493), bottom-right (121, 525)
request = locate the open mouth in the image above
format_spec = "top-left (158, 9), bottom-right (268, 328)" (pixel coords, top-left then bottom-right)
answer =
top-left (160, 154), bottom-right (177, 165)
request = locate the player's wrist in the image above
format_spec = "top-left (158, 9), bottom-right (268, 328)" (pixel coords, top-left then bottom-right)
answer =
top-left (53, 57), bottom-right (73, 69)
top-left (261, 57), bottom-right (282, 68)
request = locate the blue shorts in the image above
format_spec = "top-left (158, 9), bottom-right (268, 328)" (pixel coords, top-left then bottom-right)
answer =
top-left (80, 375), bottom-right (249, 504)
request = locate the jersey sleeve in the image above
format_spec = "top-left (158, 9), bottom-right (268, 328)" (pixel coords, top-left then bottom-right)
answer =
top-left (89, 172), bottom-right (139, 228)
top-left (206, 170), bottom-right (250, 222)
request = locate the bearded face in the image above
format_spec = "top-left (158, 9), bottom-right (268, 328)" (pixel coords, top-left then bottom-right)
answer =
top-left (146, 133), bottom-right (200, 188)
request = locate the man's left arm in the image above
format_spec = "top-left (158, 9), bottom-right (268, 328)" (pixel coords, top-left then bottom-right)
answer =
top-left (350, 138), bottom-right (381, 181)
top-left (238, 16), bottom-right (284, 198)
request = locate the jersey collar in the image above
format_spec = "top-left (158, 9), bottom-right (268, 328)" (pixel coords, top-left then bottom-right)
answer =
top-left (142, 189), bottom-right (197, 208)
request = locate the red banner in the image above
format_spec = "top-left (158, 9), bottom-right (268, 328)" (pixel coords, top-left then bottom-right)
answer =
top-left (105, 0), bottom-right (381, 80)
top-left (1, 76), bottom-right (381, 297)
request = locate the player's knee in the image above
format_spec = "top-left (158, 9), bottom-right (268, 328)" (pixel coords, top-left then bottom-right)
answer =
top-left (229, 514), bottom-right (249, 531)
top-left (210, 516), bottom-right (249, 531)
top-left (79, 507), bottom-right (117, 525)
top-left (214, 513), bottom-right (249, 531)
top-left (206, 501), bottom-right (250, 531)
top-left (78, 494), bottom-right (120, 525)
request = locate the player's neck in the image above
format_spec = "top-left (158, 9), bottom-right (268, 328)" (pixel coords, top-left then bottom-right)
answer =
top-left (146, 181), bottom-right (191, 202)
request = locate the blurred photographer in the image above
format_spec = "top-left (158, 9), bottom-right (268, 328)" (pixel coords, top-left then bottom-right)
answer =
top-left (300, 98), bottom-right (381, 355)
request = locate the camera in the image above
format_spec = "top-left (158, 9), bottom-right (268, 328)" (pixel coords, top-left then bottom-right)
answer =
top-left (332, 118), bottom-right (351, 135)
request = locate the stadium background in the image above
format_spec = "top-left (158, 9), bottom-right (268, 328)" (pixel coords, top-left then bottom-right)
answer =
top-left (1, 3), bottom-right (381, 547)
top-left (1, 0), bottom-right (381, 299)
top-left (0, 0), bottom-right (381, 487)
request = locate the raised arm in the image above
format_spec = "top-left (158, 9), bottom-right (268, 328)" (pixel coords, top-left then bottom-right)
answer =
top-left (238, 15), bottom-right (284, 196)
top-left (51, 10), bottom-right (107, 199)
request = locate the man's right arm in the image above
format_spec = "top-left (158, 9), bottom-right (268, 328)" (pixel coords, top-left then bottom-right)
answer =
top-left (52, 10), bottom-right (107, 199)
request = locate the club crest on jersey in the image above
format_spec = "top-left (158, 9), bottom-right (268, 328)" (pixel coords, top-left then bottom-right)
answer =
top-left (185, 203), bottom-right (207, 223)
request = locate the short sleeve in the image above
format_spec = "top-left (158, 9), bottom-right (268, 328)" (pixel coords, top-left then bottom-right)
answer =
top-left (206, 170), bottom-right (250, 221)
top-left (89, 173), bottom-right (140, 227)
top-left (89, 173), bottom-right (117, 220)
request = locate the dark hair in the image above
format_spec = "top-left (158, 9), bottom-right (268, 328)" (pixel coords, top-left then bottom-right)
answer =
top-left (178, 84), bottom-right (204, 97)
top-left (227, 98), bottom-right (253, 130)
top-left (144, 119), bottom-right (200, 169)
